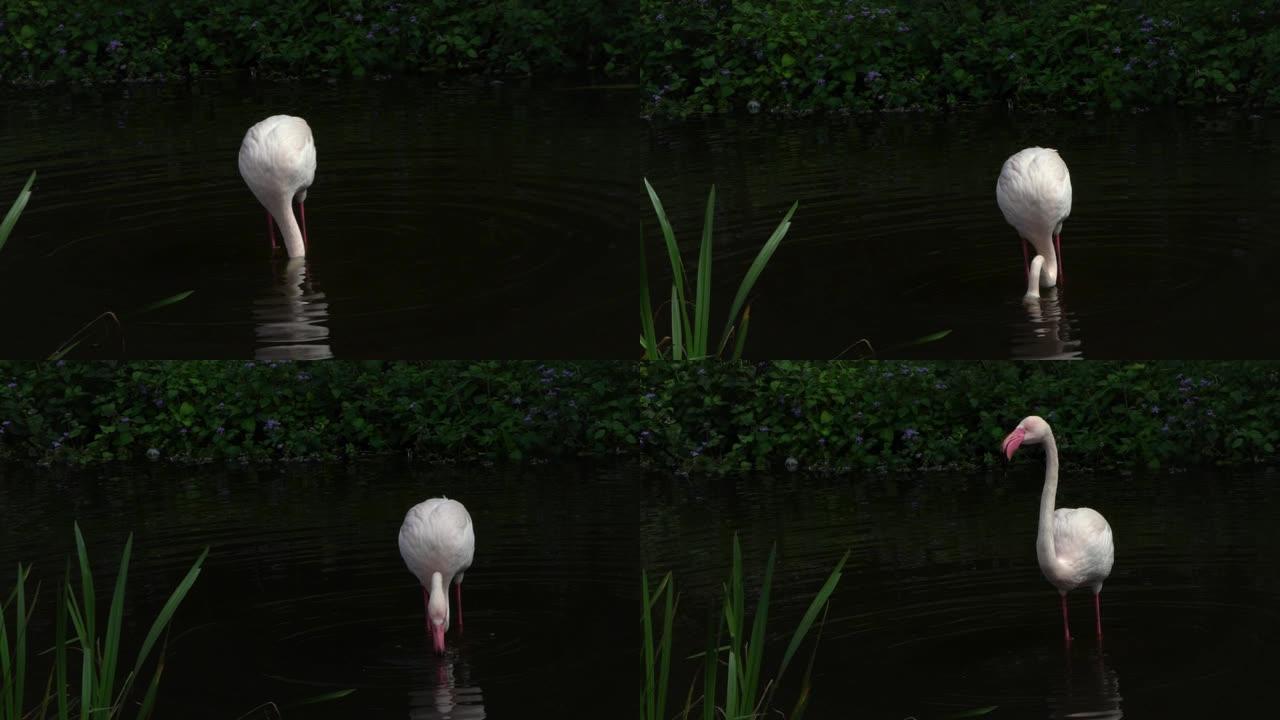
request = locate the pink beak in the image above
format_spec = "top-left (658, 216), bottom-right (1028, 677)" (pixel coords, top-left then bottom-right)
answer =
top-left (1002, 427), bottom-right (1025, 460)
top-left (431, 623), bottom-right (447, 655)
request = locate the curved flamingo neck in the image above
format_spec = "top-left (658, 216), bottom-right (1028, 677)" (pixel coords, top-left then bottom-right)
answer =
top-left (271, 194), bottom-right (306, 258)
top-left (1036, 430), bottom-right (1060, 571)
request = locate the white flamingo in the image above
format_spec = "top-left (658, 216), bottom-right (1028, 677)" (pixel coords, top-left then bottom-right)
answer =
top-left (238, 115), bottom-right (316, 258)
top-left (1002, 415), bottom-right (1114, 643)
top-left (996, 147), bottom-right (1072, 299)
top-left (398, 497), bottom-right (475, 654)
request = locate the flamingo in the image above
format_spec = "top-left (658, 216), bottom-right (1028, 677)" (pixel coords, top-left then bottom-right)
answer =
top-left (238, 115), bottom-right (316, 258)
top-left (398, 497), bottom-right (475, 654)
top-left (1002, 415), bottom-right (1114, 644)
top-left (996, 147), bottom-right (1072, 299)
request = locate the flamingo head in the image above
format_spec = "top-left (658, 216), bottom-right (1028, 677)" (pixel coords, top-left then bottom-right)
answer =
top-left (1002, 415), bottom-right (1051, 460)
top-left (427, 572), bottom-right (449, 655)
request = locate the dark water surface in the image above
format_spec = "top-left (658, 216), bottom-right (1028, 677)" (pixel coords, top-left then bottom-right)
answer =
top-left (645, 110), bottom-right (1280, 359)
top-left (0, 459), bottom-right (635, 717)
top-left (0, 79), bottom-right (638, 358)
top-left (642, 466), bottom-right (1280, 718)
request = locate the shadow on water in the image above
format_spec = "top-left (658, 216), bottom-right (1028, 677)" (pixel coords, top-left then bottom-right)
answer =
top-left (0, 458), bottom-right (635, 718)
top-left (1013, 289), bottom-right (1083, 360)
top-left (642, 466), bottom-right (1280, 718)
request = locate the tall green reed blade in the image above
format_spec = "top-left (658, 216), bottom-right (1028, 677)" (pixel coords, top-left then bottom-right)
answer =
top-left (131, 546), bottom-right (208, 691)
top-left (787, 603), bottom-right (831, 720)
top-left (740, 544), bottom-right (776, 713)
top-left (644, 178), bottom-right (693, 354)
top-left (639, 231), bottom-right (661, 362)
top-left (641, 571), bottom-right (676, 720)
top-left (717, 202), bottom-right (798, 357)
top-left (641, 572), bottom-right (656, 720)
top-left (0, 171), bottom-right (36, 255)
top-left (97, 535), bottom-right (134, 714)
top-left (693, 185), bottom-right (715, 358)
top-left (56, 563), bottom-right (69, 720)
top-left (729, 303), bottom-right (751, 362)
top-left (0, 564), bottom-right (34, 720)
top-left (670, 286), bottom-right (683, 360)
top-left (775, 550), bottom-right (848, 685)
top-left (700, 606), bottom-right (720, 720)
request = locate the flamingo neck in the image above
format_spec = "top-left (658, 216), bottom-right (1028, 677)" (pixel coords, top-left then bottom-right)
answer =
top-left (272, 195), bottom-right (306, 258)
top-left (428, 571), bottom-right (449, 629)
top-left (1025, 254), bottom-right (1045, 299)
top-left (1036, 430), bottom-right (1060, 570)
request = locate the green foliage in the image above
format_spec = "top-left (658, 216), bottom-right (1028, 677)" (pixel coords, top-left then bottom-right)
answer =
top-left (641, 535), bottom-right (846, 720)
top-left (0, 524), bottom-right (207, 720)
top-left (1, 361), bottom-right (1279, 474)
top-left (641, 179), bottom-right (798, 360)
top-left (0, 172), bottom-right (35, 255)
top-left (0, 1), bottom-right (634, 85)
top-left (640, 0), bottom-right (1280, 116)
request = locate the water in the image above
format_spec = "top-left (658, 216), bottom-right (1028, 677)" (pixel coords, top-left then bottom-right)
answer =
top-left (645, 110), bottom-right (1280, 359)
top-left (0, 79), bottom-right (638, 358)
top-left (642, 466), bottom-right (1280, 717)
top-left (0, 459), bottom-right (635, 717)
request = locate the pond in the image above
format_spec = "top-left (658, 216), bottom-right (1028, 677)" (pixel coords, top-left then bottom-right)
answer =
top-left (644, 110), bottom-right (1280, 359)
top-left (0, 78), bottom-right (638, 359)
top-left (0, 459), bottom-right (635, 718)
top-left (642, 465), bottom-right (1280, 718)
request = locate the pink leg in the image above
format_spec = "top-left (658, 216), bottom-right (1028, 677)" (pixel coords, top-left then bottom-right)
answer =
top-left (267, 211), bottom-right (278, 250)
top-left (1094, 592), bottom-right (1102, 638)
top-left (1021, 237), bottom-right (1031, 278)
top-left (1061, 594), bottom-right (1072, 644)
top-left (454, 582), bottom-right (463, 633)
top-left (298, 201), bottom-right (308, 249)
top-left (1054, 233), bottom-right (1064, 285)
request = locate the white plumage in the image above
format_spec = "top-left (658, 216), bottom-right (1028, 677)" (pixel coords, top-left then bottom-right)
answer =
top-left (996, 147), bottom-right (1072, 299)
top-left (398, 497), bottom-right (475, 654)
top-left (1002, 415), bottom-right (1114, 643)
top-left (238, 115), bottom-right (316, 258)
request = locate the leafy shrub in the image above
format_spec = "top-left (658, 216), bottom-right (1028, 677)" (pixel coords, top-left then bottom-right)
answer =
top-left (0, 0), bottom-right (634, 85)
top-left (640, 0), bottom-right (1280, 115)
top-left (2, 361), bottom-right (1278, 475)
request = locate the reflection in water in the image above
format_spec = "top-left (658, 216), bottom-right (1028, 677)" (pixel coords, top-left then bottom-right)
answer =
top-left (253, 257), bottom-right (332, 359)
top-left (1014, 289), bottom-right (1083, 359)
top-left (1050, 648), bottom-right (1122, 719)
top-left (408, 658), bottom-right (485, 719)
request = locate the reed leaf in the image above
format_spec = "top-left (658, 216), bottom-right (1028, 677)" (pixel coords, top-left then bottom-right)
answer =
top-left (693, 186), bottom-right (715, 358)
top-left (98, 535), bottom-right (133, 712)
top-left (639, 234), bottom-right (661, 362)
top-left (643, 178), bottom-right (693, 351)
top-left (0, 171), bottom-right (35, 255)
top-left (717, 202), bottom-right (798, 356)
top-left (777, 550), bottom-right (848, 682)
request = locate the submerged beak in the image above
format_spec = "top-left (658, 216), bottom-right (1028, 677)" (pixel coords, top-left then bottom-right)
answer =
top-left (431, 622), bottom-right (447, 655)
top-left (1002, 427), bottom-right (1026, 461)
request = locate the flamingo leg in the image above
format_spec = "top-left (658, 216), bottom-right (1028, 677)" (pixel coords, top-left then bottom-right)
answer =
top-left (1021, 237), bottom-right (1031, 279)
top-left (298, 201), bottom-right (308, 249)
top-left (1054, 233), bottom-right (1064, 285)
top-left (453, 581), bottom-right (463, 633)
top-left (1094, 592), bottom-right (1103, 638)
top-left (1061, 594), bottom-right (1072, 644)
top-left (267, 211), bottom-right (278, 250)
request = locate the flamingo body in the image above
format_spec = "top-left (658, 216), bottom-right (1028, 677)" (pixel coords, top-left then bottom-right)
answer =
top-left (399, 497), bottom-right (475, 654)
top-left (239, 115), bottom-right (316, 258)
top-left (996, 147), bottom-right (1072, 298)
top-left (1003, 415), bottom-right (1113, 642)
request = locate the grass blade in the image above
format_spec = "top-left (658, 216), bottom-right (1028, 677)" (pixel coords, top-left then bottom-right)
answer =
top-left (99, 534), bottom-right (133, 710)
top-left (641, 572), bottom-right (655, 720)
top-left (657, 575), bottom-right (675, 720)
top-left (56, 563), bottom-right (69, 720)
top-left (131, 291), bottom-right (194, 317)
top-left (741, 544), bottom-right (776, 708)
top-left (730, 304), bottom-right (752, 361)
top-left (130, 546), bottom-right (208, 683)
top-left (693, 185), bottom-right (715, 358)
top-left (701, 606), bottom-right (719, 720)
top-left (286, 688), bottom-right (357, 707)
top-left (15, 564), bottom-right (29, 720)
top-left (777, 550), bottom-right (848, 681)
top-left (0, 566), bottom-right (14, 720)
top-left (670, 285), bottom-right (683, 360)
top-left (639, 233), bottom-right (661, 362)
top-left (0, 171), bottom-right (36, 254)
top-left (717, 201), bottom-right (798, 356)
top-left (643, 178), bottom-right (693, 353)
top-left (135, 637), bottom-right (167, 720)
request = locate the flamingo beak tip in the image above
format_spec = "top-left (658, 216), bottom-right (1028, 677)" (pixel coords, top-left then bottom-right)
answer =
top-left (1002, 428), bottom-right (1025, 461)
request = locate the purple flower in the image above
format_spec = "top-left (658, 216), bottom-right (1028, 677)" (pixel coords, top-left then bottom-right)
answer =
top-left (366, 31), bottom-right (374, 40)
top-left (655, 13), bottom-right (665, 22)
top-left (855, 435), bottom-right (864, 444)
top-left (1150, 405), bottom-right (1160, 415)
top-left (935, 382), bottom-right (947, 390)
top-left (265, 418), bottom-right (280, 431)
top-left (902, 428), bottom-right (920, 440)
top-left (792, 407), bottom-right (803, 418)
top-left (56, 360), bottom-right (66, 367)
top-left (1112, 46), bottom-right (1122, 55)
top-left (58, 48), bottom-right (67, 56)
top-left (897, 23), bottom-right (910, 32)
top-left (865, 69), bottom-right (881, 82)
top-left (1007, 52), bottom-right (1017, 61)
top-left (759, 426), bottom-right (770, 433)
top-left (107, 39), bottom-right (122, 52)
top-left (844, 13), bottom-right (855, 21)
top-left (216, 426), bottom-right (226, 435)
top-left (643, 392), bottom-right (656, 401)
top-left (297, 372), bottom-right (311, 381)
top-left (720, 68), bottom-right (731, 77)
top-left (409, 15), bottom-right (417, 23)
top-left (5, 382), bottom-right (15, 389)
top-left (354, 13), bottom-right (363, 22)
top-left (120, 416), bottom-right (130, 424)
top-left (51, 441), bottom-right (61, 449)
top-left (816, 78), bottom-right (827, 86)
